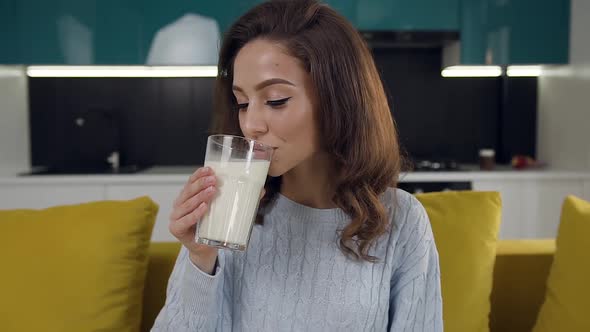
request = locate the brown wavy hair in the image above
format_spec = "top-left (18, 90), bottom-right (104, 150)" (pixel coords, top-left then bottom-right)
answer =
top-left (211, 0), bottom-right (402, 262)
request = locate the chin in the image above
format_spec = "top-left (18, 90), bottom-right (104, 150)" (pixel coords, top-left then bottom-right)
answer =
top-left (267, 162), bottom-right (287, 178)
top-left (267, 166), bottom-right (282, 178)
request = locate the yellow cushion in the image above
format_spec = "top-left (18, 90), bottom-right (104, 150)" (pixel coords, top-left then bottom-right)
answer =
top-left (140, 242), bottom-right (181, 332)
top-left (0, 196), bottom-right (158, 332)
top-left (416, 191), bottom-right (502, 332)
top-left (491, 240), bottom-right (555, 332)
top-left (533, 195), bottom-right (590, 332)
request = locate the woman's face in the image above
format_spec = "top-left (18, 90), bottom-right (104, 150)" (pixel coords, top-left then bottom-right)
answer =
top-left (232, 39), bottom-right (320, 177)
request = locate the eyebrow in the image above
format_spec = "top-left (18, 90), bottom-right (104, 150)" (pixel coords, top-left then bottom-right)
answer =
top-left (232, 78), bottom-right (296, 92)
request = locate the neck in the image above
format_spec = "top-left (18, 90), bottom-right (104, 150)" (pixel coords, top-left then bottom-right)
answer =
top-left (280, 152), bottom-right (337, 209)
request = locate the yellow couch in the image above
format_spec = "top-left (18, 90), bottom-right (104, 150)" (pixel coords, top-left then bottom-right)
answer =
top-left (140, 239), bottom-right (555, 332)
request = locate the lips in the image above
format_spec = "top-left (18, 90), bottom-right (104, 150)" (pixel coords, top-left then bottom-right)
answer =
top-left (251, 144), bottom-right (276, 160)
top-left (253, 141), bottom-right (276, 150)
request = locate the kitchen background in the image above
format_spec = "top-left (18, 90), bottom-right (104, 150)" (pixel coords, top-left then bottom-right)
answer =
top-left (24, 52), bottom-right (537, 172)
top-left (1, 0), bottom-right (589, 241)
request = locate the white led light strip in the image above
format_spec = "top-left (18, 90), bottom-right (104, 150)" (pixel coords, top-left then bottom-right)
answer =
top-left (506, 65), bottom-right (542, 77)
top-left (441, 66), bottom-right (502, 77)
top-left (26, 66), bottom-right (219, 78)
top-left (442, 65), bottom-right (543, 77)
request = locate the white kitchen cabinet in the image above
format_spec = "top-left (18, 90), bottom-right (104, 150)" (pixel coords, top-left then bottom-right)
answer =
top-left (0, 184), bottom-right (105, 209)
top-left (472, 178), bottom-right (584, 239)
top-left (472, 180), bottom-right (526, 239)
top-left (2, 169), bottom-right (588, 242)
top-left (523, 179), bottom-right (584, 238)
top-left (105, 184), bottom-right (181, 242)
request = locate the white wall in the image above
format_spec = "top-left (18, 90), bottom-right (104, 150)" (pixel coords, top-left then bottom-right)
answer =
top-left (537, 0), bottom-right (590, 171)
top-left (0, 66), bottom-right (30, 174)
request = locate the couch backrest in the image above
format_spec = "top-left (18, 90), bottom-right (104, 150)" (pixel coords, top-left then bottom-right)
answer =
top-left (490, 239), bottom-right (555, 332)
top-left (141, 242), bottom-right (181, 332)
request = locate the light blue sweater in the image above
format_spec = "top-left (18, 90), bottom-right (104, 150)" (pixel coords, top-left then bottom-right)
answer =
top-left (152, 188), bottom-right (443, 331)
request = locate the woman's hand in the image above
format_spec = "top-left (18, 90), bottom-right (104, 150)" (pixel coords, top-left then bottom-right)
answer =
top-left (168, 167), bottom-right (218, 274)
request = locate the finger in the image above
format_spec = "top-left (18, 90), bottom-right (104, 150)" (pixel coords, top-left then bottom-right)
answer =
top-left (173, 167), bottom-right (212, 207)
top-left (180, 175), bottom-right (217, 206)
top-left (170, 185), bottom-right (216, 221)
top-left (175, 174), bottom-right (217, 208)
top-left (189, 166), bottom-right (212, 183)
top-left (169, 202), bottom-right (208, 239)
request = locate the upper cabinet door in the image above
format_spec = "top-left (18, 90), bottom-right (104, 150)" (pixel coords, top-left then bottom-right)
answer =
top-left (356, 0), bottom-right (460, 31)
top-left (6, 0), bottom-right (97, 64)
top-left (94, 0), bottom-right (143, 65)
top-left (0, 0), bottom-right (19, 64)
top-left (323, 0), bottom-right (358, 24)
top-left (460, 0), bottom-right (570, 65)
top-left (0, 0), bottom-right (260, 65)
top-left (1, 0), bottom-right (569, 65)
top-left (139, 0), bottom-right (260, 66)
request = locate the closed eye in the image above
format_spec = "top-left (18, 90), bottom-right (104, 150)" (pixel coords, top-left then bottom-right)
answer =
top-left (235, 103), bottom-right (249, 112)
top-left (265, 97), bottom-right (292, 108)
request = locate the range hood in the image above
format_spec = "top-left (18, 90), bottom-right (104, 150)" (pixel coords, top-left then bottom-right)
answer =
top-left (361, 30), bottom-right (540, 77)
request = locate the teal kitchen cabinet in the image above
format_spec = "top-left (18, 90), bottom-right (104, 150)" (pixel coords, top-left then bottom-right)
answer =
top-left (1, 0), bottom-right (571, 66)
top-left (138, 0), bottom-right (260, 65)
top-left (324, 0), bottom-right (357, 24)
top-left (94, 0), bottom-right (261, 64)
top-left (0, 0), bottom-right (260, 65)
top-left (94, 0), bottom-right (143, 64)
top-left (355, 0), bottom-right (460, 31)
top-left (1, 0), bottom-right (123, 65)
top-left (459, 0), bottom-right (570, 65)
top-left (0, 0), bottom-right (18, 63)
top-left (5, 0), bottom-right (95, 64)
top-left (0, 0), bottom-right (460, 65)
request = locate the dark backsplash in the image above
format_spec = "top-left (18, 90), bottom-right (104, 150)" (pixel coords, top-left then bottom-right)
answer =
top-left (373, 47), bottom-right (536, 164)
top-left (28, 48), bottom-right (537, 169)
top-left (29, 77), bottom-right (215, 168)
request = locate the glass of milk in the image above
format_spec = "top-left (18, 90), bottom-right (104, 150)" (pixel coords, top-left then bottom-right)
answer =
top-left (195, 135), bottom-right (273, 251)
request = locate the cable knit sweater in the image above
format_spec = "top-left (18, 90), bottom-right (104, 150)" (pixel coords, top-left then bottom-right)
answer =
top-left (152, 188), bottom-right (443, 331)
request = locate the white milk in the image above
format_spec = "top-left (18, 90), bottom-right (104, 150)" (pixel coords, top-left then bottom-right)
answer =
top-left (198, 159), bottom-right (270, 247)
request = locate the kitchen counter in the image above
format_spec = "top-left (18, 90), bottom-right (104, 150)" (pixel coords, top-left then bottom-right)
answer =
top-left (1, 165), bottom-right (590, 185)
top-left (2, 165), bottom-right (589, 242)
top-left (399, 168), bottom-right (590, 182)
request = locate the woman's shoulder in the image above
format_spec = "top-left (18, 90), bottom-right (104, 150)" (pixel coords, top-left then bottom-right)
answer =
top-left (381, 187), bottom-right (427, 218)
top-left (380, 187), bottom-right (430, 237)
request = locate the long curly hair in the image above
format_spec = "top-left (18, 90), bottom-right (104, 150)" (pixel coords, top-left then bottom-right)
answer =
top-left (211, 0), bottom-right (402, 262)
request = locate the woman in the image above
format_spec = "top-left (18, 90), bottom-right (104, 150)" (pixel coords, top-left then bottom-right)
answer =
top-left (153, 0), bottom-right (442, 331)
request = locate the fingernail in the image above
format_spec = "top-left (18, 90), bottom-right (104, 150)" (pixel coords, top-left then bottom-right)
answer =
top-left (206, 186), bottom-right (215, 193)
top-left (198, 202), bottom-right (206, 210)
top-left (206, 176), bottom-right (216, 184)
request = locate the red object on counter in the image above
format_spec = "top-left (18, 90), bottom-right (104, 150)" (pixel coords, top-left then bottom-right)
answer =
top-left (511, 155), bottom-right (544, 169)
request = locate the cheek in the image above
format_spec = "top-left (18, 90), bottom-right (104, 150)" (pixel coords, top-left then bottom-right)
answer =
top-left (267, 149), bottom-right (284, 175)
top-left (237, 112), bottom-right (246, 133)
top-left (267, 114), bottom-right (318, 176)
top-left (266, 147), bottom-right (293, 177)
top-left (272, 107), bottom-right (316, 143)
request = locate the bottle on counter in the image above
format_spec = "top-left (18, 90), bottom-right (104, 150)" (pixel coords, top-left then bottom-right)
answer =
top-left (479, 149), bottom-right (496, 170)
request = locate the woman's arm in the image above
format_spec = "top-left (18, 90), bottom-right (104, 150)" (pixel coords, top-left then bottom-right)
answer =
top-left (388, 201), bottom-right (443, 331)
top-left (151, 246), bottom-right (228, 331)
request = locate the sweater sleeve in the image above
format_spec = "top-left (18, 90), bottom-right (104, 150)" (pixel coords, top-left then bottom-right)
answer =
top-left (151, 246), bottom-right (227, 331)
top-left (388, 200), bottom-right (444, 332)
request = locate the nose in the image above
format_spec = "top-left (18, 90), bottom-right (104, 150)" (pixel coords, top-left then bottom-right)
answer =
top-left (240, 104), bottom-right (268, 139)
